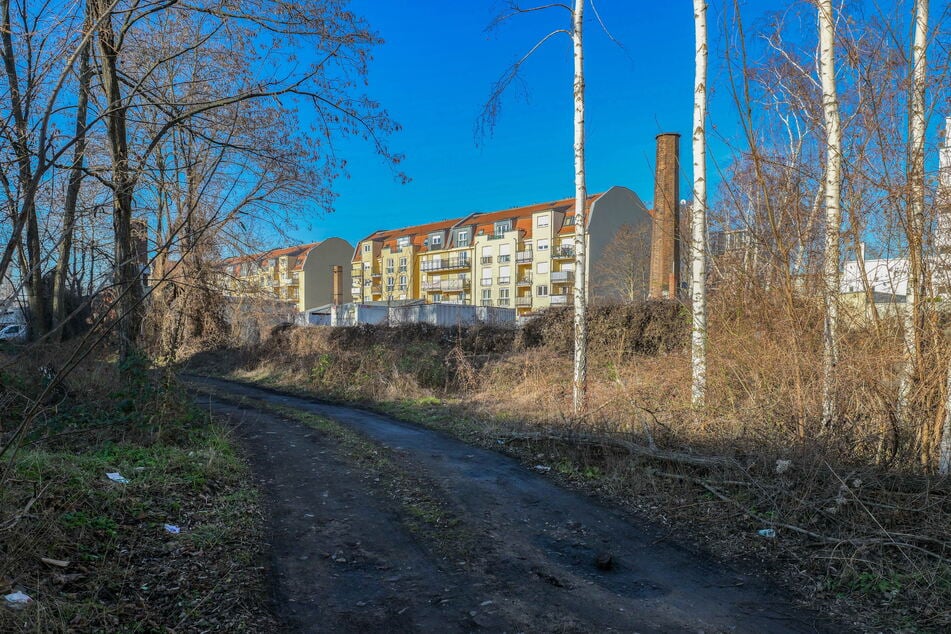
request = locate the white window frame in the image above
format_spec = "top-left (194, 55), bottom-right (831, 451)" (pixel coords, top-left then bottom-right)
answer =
top-left (537, 214), bottom-right (550, 227)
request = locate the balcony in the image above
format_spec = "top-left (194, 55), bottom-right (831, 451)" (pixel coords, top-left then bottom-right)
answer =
top-left (553, 246), bottom-right (575, 259)
top-left (371, 285), bottom-right (382, 294)
top-left (516, 274), bottom-right (532, 287)
top-left (422, 280), bottom-right (441, 291)
top-left (420, 258), bottom-right (471, 272)
top-left (480, 278), bottom-right (492, 287)
top-left (516, 296), bottom-right (533, 307)
top-left (371, 271), bottom-right (382, 278)
top-left (550, 294), bottom-right (569, 305)
top-left (497, 254), bottom-right (511, 263)
top-left (516, 250), bottom-right (533, 263)
top-left (481, 256), bottom-right (492, 264)
top-left (497, 276), bottom-right (511, 284)
top-left (551, 271), bottom-right (575, 283)
top-left (441, 279), bottom-right (470, 292)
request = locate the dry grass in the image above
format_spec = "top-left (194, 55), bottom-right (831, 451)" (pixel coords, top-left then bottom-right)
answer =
top-left (185, 298), bottom-right (951, 631)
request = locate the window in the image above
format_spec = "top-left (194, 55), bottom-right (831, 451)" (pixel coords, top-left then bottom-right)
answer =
top-left (430, 233), bottom-right (442, 247)
top-left (494, 220), bottom-right (511, 236)
top-left (400, 275), bottom-right (407, 287)
top-left (499, 288), bottom-right (510, 299)
top-left (397, 236), bottom-right (411, 248)
top-left (482, 246), bottom-right (492, 257)
top-left (498, 244), bottom-right (511, 262)
top-left (432, 293), bottom-right (442, 302)
top-left (537, 214), bottom-right (550, 227)
top-left (482, 289), bottom-right (491, 300)
top-left (537, 239), bottom-right (549, 251)
top-left (536, 285), bottom-right (549, 296)
top-left (481, 277), bottom-right (492, 286)
top-left (457, 230), bottom-right (469, 247)
top-left (387, 277), bottom-right (394, 286)
top-left (536, 261), bottom-right (549, 274)
top-left (363, 243), bottom-right (372, 253)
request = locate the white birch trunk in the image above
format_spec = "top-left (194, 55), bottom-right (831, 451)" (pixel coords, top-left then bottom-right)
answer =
top-left (571, 0), bottom-right (588, 416)
top-left (939, 358), bottom-right (951, 474)
top-left (691, 0), bottom-right (708, 409)
top-left (899, 0), bottom-right (928, 431)
top-left (818, 0), bottom-right (841, 429)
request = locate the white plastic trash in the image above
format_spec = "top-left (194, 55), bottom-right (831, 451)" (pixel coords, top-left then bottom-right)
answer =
top-left (163, 524), bottom-right (181, 534)
top-left (757, 528), bottom-right (776, 538)
top-left (106, 472), bottom-right (129, 484)
top-left (4, 591), bottom-right (32, 609)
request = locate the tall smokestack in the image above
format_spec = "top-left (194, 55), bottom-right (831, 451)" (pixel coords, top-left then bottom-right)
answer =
top-left (332, 265), bottom-right (343, 306)
top-left (649, 133), bottom-right (681, 299)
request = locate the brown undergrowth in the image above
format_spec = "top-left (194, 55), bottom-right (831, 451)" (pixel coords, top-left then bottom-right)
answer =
top-left (185, 298), bottom-right (951, 632)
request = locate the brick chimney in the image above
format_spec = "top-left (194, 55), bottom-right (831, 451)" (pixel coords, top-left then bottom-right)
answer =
top-left (332, 265), bottom-right (343, 306)
top-left (649, 133), bottom-right (681, 299)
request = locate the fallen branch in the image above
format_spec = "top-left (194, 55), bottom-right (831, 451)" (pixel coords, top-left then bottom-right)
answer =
top-left (650, 469), bottom-right (951, 560)
top-left (498, 430), bottom-right (739, 469)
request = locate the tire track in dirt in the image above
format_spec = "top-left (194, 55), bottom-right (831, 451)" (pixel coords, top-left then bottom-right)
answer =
top-left (189, 375), bottom-right (839, 633)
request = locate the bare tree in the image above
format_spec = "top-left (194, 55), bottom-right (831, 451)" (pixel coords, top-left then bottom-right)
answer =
top-left (570, 0), bottom-right (588, 416)
top-left (818, 0), bottom-right (842, 429)
top-left (691, 0), bottom-right (708, 409)
top-left (899, 0), bottom-right (929, 433)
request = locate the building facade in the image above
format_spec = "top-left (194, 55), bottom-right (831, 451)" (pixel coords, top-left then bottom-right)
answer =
top-left (221, 238), bottom-right (354, 313)
top-left (351, 186), bottom-right (652, 317)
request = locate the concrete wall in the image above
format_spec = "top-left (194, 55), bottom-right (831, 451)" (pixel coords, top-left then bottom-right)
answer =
top-left (301, 237), bottom-right (353, 311)
top-left (587, 186), bottom-right (652, 303)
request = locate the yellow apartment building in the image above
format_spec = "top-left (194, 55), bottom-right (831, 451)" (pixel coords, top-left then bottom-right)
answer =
top-left (351, 186), bottom-right (651, 317)
top-left (221, 238), bottom-right (354, 312)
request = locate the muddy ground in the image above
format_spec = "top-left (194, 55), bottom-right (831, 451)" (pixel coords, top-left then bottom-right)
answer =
top-left (188, 375), bottom-right (840, 633)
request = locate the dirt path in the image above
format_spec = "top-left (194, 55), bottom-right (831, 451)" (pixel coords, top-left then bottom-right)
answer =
top-left (188, 375), bottom-right (836, 633)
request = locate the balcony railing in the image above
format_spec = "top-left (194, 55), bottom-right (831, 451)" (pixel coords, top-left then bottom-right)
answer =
top-left (551, 271), bottom-right (575, 283)
top-left (398, 266), bottom-right (407, 272)
top-left (371, 285), bottom-right (382, 294)
top-left (550, 294), bottom-right (569, 305)
top-left (497, 298), bottom-right (511, 307)
top-left (516, 296), bottom-right (532, 307)
top-left (497, 276), bottom-right (511, 284)
top-left (441, 279), bottom-right (470, 292)
top-left (480, 278), bottom-right (492, 287)
top-left (497, 254), bottom-right (511, 263)
top-left (421, 280), bottom-right (441, 291)
top-left (480, 256), bottom-right (492, 264)
top-left (516, 250), bottom-right (533, 263)
top-left (481, 299), bottom-right (492, 306)
top-left (516, 275), bottom-right (532, 286)
top-left (553, 246), bottom-right (575, 259)
top-left (420, 258), bottom-right (471, 272)
top-left (385, 268), bottom-right (395, 274)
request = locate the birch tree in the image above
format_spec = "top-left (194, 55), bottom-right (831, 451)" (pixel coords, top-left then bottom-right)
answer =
top-left (818, 0), bottom-right (841, 429)
top-left (899, 0), bottom-right (929, 436)
top-left (479, 0), bottom-right (591, 415)
top-left (570, 0), bottom-right (588, 415)
top-left (690, 0), bottom-right (708, 409)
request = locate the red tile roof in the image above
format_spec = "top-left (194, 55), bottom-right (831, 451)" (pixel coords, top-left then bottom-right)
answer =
top-left (353, 193), bottom-right (603, 258)
top-left (221, 242), bottom-right (321, 273)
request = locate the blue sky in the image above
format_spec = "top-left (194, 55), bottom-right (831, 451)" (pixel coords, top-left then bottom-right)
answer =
top-left (287, 0), bottom-right (936, 249)
top-left (290, 1), bottom-right (702, 246)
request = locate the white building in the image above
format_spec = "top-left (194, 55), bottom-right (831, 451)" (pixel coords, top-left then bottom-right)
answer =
top-left (841, 250), bottom-right (908, 297)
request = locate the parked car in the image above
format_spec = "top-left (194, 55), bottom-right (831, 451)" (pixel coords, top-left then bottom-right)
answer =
top-left (0, 323), bottom-right (26, 342)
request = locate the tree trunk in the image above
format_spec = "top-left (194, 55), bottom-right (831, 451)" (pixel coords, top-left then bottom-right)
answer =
top-left (51, 25), bottom-right (93, 339)
top-left (818, 0), bottom-right (842, 429)
top-left (691, 0), bottom-right (708, 410)
top-left (93, 0), bottom-right (143, 365)
top-left (571, 0), bottom-right (588, 416)
top-left (939, 356), bottom-right (951, 474)
top-left (901, 0), bottom-right (928, 457)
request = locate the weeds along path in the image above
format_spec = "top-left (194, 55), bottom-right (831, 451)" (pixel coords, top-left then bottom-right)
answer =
top-left (187, 375), bottom-right (836, 633)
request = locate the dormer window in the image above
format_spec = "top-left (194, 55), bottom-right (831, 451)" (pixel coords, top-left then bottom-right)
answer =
top-left (457, 230), bottom-right (469, 247)
top-left (494, 221), bottom-right (511, 236)
top-left (363, 243), bottom-right (372, 253)
top-left (397, 236), bottom-right (411, 248)
top-left (430, 233), bottom-right (443, 247)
